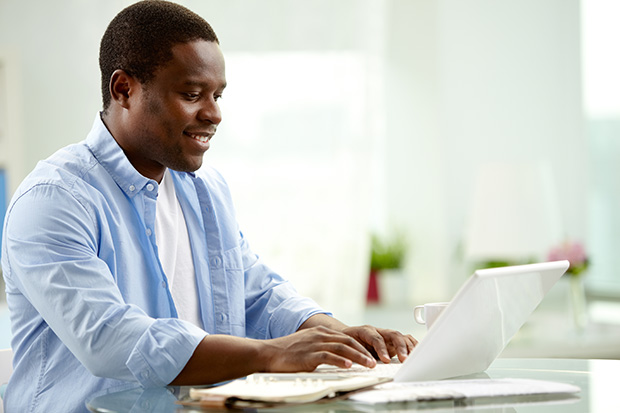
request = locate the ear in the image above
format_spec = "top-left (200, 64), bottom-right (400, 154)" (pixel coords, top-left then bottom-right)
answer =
top-left (109, 69), bottom-right (137, 109)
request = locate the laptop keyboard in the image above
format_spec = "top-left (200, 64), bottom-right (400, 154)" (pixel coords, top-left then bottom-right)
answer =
top-left (313, 361), bottom-right (402, 378)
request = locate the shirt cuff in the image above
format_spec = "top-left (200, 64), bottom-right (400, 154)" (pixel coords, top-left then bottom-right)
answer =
top-left (270, 296), bottom-right (333, 338)
top-left (126, 318), bottom-right (207, 388)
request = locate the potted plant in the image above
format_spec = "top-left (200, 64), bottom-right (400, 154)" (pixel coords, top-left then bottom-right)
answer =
top-left (367, 232), bottom-right (407, 304)
top-left (548, 240), bottom-right (590, 329)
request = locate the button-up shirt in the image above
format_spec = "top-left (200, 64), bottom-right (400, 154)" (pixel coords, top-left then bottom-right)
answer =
top-left (1, 114), bottom-right (327, 412)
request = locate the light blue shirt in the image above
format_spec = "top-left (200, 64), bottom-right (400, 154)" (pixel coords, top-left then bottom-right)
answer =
top-left (1, 114), bottom-right (327, 412)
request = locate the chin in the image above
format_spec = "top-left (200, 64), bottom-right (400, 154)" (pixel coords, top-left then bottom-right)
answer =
top-left (175, 160), bottom-right (204, 173)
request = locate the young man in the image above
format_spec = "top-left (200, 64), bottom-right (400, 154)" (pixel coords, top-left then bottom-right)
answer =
top-left (1, 1), bottom-right (416, 411)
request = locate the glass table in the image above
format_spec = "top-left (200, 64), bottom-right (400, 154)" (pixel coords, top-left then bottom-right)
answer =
top-left (86, 358), bottom-right (620, 412)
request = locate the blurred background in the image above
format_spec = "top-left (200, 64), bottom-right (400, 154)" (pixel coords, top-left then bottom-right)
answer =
top-left (1, 0), bottom-right (619, 358)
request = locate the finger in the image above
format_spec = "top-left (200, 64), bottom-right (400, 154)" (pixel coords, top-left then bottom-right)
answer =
top-left (378, 330), bottom-right (413, 362)
top-left (393, 334), bottom-right (418, 362)
top-left (326, 329), bottom-right (377, 362)
top-left (313, 327), bottom-right (377, 367)
top-left (396, 337), bottom-right (410, 362)
top-left (405, 334), bottom-right (418, 353)
top-left (281, 350), bottom-right (356, 372)
top-left (321, 342), bottom-right (376, 368)
top-left (362, 330), bottom-right (391, 363)
top-left (310, 351), bottom-right (354, 370)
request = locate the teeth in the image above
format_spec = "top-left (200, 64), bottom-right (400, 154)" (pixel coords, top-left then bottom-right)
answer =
top-left (187, 133), bottom-right (210, 143)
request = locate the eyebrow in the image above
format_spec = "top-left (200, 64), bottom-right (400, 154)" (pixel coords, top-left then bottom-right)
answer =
top-left (183, 79), bottom-right (227, 90)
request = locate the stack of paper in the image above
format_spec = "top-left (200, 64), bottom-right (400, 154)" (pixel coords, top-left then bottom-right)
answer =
top-left (348, 378), bottom-right (580, 404)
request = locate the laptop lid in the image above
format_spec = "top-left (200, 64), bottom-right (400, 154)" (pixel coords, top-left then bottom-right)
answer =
top-left (394, 260), bottom-right (569, 382)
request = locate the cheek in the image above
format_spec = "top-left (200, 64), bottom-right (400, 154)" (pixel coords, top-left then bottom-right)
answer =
top-left (144, 94), bottom-right (164, 116)
top-left (176, 102), bottom-right (198, 120)
top-left (164, 102), bottom-right (197, 128)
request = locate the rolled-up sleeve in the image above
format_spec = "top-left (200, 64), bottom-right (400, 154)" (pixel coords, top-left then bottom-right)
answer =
top-left (126, 319), bottom-right (206, 387)
top-left (4, 183), bottom-right (206, 387)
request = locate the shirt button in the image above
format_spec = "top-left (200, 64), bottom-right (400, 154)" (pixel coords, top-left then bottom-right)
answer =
top-left (161, 281), bottom-right (166, 288)
top-left (145, 228), bottom-right (152, 236)
top-left (146, 183), bottom-right (155, 191)
top-left (129, 185), bottom-right (136, 192)
top-left (211, 256), bottom-right (222, 267)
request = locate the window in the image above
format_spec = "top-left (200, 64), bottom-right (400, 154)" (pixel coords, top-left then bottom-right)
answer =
top-left (202, 52), bottom-right (381, 322)
top-left (583, 0), bottom-right (620, 295)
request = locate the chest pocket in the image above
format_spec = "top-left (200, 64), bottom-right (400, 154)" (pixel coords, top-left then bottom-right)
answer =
top-left (222, 245), bottom-right (243, 270)
top-left (221, 245), bottom-right (245, 330)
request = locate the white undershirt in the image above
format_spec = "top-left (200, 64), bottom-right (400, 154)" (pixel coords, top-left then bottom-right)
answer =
top-left (154, 169), bottom-right (202, 328)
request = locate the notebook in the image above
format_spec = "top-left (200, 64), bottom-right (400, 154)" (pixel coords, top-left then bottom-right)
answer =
top-left (185, 374), bottom-right (391, 408)
top-left (319, 261), bottom-right (570, 382)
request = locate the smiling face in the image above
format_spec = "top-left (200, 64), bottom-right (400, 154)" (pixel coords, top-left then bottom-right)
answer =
top-left (106, 39), bottom-right (226, 182)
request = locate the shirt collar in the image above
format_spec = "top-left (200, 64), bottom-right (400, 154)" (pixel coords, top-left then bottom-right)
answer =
top-left (85, 112), bottom-right (151, 198)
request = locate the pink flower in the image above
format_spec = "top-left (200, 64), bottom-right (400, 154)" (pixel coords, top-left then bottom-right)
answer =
top-left (548, 240), bottom-right (588, 275)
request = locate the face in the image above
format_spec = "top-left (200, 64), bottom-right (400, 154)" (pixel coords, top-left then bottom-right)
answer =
top-left (119, 40), bottom-right (226, 181)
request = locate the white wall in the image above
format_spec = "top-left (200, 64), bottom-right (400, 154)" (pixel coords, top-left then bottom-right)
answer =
top-left (0, 0), bottom-right (125, 191)
top-left (0, 1), bottom-right (586, 316)
top-left (383, 0), bottom-right (584, 302)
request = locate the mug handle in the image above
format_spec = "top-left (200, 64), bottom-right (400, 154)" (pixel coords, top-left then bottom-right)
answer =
top-left (413, 305), bottom-right (426, 324)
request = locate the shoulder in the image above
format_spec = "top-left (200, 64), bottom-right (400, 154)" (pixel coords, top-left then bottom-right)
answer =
top-left (8, 143), bottom-right (103, 220)
top-left (19, 142), bottom-right (97, 191)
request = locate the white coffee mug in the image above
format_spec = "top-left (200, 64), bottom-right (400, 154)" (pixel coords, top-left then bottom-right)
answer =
top-left (413, 302), bottom-right (449, 329)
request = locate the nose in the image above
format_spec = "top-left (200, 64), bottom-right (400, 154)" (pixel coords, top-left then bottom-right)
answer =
top-left (198, 97), bottom-right (222, 125)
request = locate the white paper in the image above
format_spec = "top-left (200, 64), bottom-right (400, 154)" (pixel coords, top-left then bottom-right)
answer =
top-left (348, 378), bottom-right (580, 404)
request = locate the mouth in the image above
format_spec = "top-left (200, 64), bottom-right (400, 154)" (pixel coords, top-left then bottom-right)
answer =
top-left (184, 131), bottom-right (214, 144)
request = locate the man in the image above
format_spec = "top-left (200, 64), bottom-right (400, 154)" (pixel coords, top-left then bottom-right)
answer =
top-left (1, 1), bottom-right (417, 411)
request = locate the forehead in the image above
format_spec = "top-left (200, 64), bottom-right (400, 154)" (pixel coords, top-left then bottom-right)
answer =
top-left (156, 40), bottom-right (226, 86)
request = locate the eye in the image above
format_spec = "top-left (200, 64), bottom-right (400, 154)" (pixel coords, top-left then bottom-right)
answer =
top-left (183, 92), bottom-right (200, 101)
top-left (214, 94), bottom-right (223, 102)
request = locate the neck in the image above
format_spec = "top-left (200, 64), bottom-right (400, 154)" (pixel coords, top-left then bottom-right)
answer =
top-left (100, 109), bottom-right (166, 183)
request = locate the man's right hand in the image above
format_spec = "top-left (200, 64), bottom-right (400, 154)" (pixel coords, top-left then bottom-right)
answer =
top-left (170, 326), bottom-right (377, 386)
top-left (259, 325), bottom-right (378, 372)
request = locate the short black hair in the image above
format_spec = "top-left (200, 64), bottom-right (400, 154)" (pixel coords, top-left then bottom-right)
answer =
top-left (99, 0), bottom-right (219, 111)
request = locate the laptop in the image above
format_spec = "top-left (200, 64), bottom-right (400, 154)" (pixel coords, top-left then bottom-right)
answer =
top-left (392, 260), bottom-right (569, 382)
top-left (316, 261), bottom-right (569, 381)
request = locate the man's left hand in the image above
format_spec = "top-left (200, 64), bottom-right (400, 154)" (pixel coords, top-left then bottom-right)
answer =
top-left (341, 325), bottom-right (418, 363)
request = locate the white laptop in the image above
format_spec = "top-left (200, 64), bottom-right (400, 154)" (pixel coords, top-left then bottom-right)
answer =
top-left (393, 260), bottom-right (569, 382)
top-left (317, 261), bottom-right (569, 381)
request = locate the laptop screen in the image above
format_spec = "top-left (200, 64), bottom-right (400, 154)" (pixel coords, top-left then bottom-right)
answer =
top-left (394, 261), bottom-right (569, 382)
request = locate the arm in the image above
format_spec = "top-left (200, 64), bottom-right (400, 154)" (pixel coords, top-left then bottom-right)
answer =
top-left (171, 313), bottom-right (419, 385)
top-left (4, 185), bottom-right (205, 387)
top-left (170, 325), bottom-right (378, 385)
top-left (171, 305), bottom-right (418, 385)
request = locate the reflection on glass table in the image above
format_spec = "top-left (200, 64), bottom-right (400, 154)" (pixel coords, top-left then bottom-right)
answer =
top-left (86, 358), bottom-right (620, 413)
